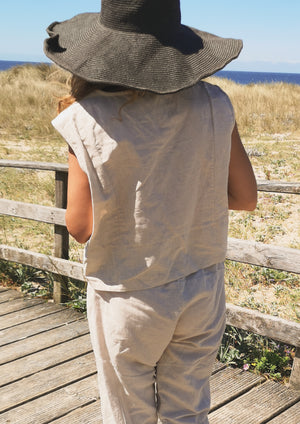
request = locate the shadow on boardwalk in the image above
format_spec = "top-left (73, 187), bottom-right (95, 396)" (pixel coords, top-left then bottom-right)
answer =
top-left (0, 287), bottom-right (299, 423)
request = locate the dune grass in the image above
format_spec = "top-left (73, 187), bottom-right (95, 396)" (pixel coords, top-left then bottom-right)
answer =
top-left (0, 64), bottom-right (68, 163)
top-left (0, 63), bottom-right (299, 142)
top-left (208, 76), bottom-right (300, 138)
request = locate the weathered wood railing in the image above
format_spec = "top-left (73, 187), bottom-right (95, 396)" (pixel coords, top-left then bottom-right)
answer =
top-left (0, 159), bottom-right (300, 390)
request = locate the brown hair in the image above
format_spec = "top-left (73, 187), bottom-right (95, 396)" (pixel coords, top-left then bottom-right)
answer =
top-left (57, 75), bottom-right (144, 115)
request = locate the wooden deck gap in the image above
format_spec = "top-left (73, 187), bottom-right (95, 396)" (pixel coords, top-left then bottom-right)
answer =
top-left (0, 308), bottom-right (76, 332)
top-left (0, 316), bottom-right (85, 349)
top-left (0, 296), bottom-right (23, 304)
top-left (261, 398), bottom-right (300, 423)
top-left (45, 400), bottom-right (100, 424)
top-left (0, 299), bottom-right (46, 317)
top-left (211, 363), bottom-right (227, 375)
top-left (209, 379), bottom-right (267, 413)
top-left (0, 371), bottom-right (98, 415)
top-left (0, 350), bottom-right (95, 389)
top-left (1, 330), bottom-right (90, 367)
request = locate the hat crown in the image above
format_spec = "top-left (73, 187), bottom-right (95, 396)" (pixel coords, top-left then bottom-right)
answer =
top-left (100, 0), bottom-right (181, 35)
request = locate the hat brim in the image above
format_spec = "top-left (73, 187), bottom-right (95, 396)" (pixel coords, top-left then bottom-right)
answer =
top-left (44, 13), bottom-right (242, 94)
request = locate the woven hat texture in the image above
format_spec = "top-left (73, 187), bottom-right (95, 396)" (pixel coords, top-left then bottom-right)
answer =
top-left (44, 0), bottom-right (243, 93)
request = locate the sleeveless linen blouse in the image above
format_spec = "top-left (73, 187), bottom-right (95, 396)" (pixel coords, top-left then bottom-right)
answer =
top-left (52, 81), bottom-right (234, 291)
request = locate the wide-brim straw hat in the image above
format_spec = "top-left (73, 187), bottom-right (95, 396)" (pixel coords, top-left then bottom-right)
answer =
top-left (44, 0), bottom-right (243, 94)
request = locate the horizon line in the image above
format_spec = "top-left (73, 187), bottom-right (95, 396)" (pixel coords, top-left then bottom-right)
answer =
top-left (0, 58), bottom-right (300, 75)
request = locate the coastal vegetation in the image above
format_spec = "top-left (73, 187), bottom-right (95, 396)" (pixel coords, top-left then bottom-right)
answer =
top-left (0, 64), bottom-right (299, 382)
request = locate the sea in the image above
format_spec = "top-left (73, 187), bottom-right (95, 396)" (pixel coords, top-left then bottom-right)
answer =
top-left (1, 59), bottom-right (300, 86)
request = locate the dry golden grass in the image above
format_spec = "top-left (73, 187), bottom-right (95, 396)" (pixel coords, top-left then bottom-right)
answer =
top-left (0, 64), bottom-right (299, 142)
top-left (0, 64), bottom-right (299, 321)
top-left (0, 64), bottom-right (68, 139)
top-left (207, 76), bottom-right (300, 138)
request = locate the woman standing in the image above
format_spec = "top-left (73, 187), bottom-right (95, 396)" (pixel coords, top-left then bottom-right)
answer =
top-left (44, 1), bottom-right (257, 423)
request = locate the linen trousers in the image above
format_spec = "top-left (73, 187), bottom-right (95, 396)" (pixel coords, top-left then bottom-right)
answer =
top-left (87, 263), bottom-right (226, 424)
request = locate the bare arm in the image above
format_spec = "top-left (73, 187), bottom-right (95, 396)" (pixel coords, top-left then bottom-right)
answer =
top-left (65, 148), bottom-right (93, 243)
top-left (228, 123), bottom-right (257, 211)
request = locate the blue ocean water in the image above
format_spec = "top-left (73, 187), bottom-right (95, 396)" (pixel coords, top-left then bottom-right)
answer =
top-left (1, 60), bottom-right (300, 85)
top-left (215, 70), bottom-right (300, 85)
top-left (0, 60), bottom-right (41, 71)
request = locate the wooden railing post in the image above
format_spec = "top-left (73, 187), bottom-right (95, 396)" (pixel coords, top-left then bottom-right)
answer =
top-left (53, 170), bottom-right (69, 303)
top-left (289, 347), bottom-right (300, 391)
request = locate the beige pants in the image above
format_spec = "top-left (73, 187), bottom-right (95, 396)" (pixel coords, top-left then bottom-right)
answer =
top-left (87, 263), bottom-right (226, 424)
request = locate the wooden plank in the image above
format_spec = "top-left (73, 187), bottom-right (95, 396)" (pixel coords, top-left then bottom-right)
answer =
top-left (54, 169), bottom-right (69, 258)
top-left (257, 180), bottom-right (300, 194)
top-left (1, 240), bottom-right (299, 290)
top-left (0, 287), bottom-right (9, 292)
top-left (0, 333), bottom-right (93, 387)
top-left (290, 347), bottom-right (300, 391)
top-left (1, 159), bottom-right (298, 193)
top-left (210, 367), bottom-right (265, 411)
top-left (0, 374), bottom-right (98, 424)
top-left (257, 181), bottom-right (300, 194)
top-left (208, 380), bottom-right (300, 424)
top-left (0, 159), bottom-right (68, 173)
top-left (226, 304), bottom-right (300, 347)
top-left (0, 296), bottom-right (45, 316)
top-left (0, 245), bottom-right (84, 281)
top-left (268, 402), bottom-right (300, 423)
top-left (0, 289), bottom-right (24, 303)
top-left (53, 166), bottom-right (70, 304)
top-left (0, 308), bottom-right (83, 347)
top-left (0, 318), bottom-right (89, 365)
top-left (227, 238), bottom-right (300, 274)
top-left (2, 240), bottom-right (299, 290)
top-left (51, 401), bottom-right (102, 424)
top-left (212, 361), bottom-right (227, 374)
top-left (0, 302), bottom-right (68, 331)
top-left (0, 352), bottom-right (97, 413)
top-left (0, 198), bottom-right (66, 225)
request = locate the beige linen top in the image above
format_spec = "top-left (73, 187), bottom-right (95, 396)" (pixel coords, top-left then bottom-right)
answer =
top-left (52, 81), bottom-right (234, 291)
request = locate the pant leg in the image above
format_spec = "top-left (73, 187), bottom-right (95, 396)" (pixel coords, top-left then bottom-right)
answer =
top-left (156, 264), bottom-right (226, 424)
top-left (87, 282), bottom-right (182, 424)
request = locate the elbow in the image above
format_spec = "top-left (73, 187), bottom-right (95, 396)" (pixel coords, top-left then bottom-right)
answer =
top-left (65, 211), bottom-right (92, 244)
top-left (242, 198), bottom-right (257, 211)
top-left (66, 224), bottom-right (92, 244)
top-left (69, 230), bottom-right (91, 244)
top-left (228, 192), bottom-right (257, 211)
top-left (247, 195), bottom-right (258, 211)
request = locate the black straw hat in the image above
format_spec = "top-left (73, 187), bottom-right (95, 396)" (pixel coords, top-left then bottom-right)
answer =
top-left (44, 0), bottom-right (243, 94)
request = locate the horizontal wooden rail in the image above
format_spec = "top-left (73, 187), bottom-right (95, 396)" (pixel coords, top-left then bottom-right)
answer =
top-left (226, 303), bottom-right (300, 390)
top-left (227, 238), bottom-right (300, 274)
top-left (1, 159), bottom-right (300, 194)
top-left (0, 199), bottom-right (65, 225)
top-left (257, 180), bottom-right (300, 194)
top-left (226, 304), bottom-right (300, 348)
top-left (0, 160), bottom-right (70, 292)
top-left (0, 245), bottom-right (84, 281)
top-left (0, 160), bottom-right (68, 173)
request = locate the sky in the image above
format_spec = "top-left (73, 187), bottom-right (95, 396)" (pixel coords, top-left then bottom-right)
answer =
top-left (1, 0), bottom-right (300, 73)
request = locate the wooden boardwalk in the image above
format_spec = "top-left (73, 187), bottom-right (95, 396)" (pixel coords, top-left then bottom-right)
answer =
top-left (0, 287), bottom-right (299, 424)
